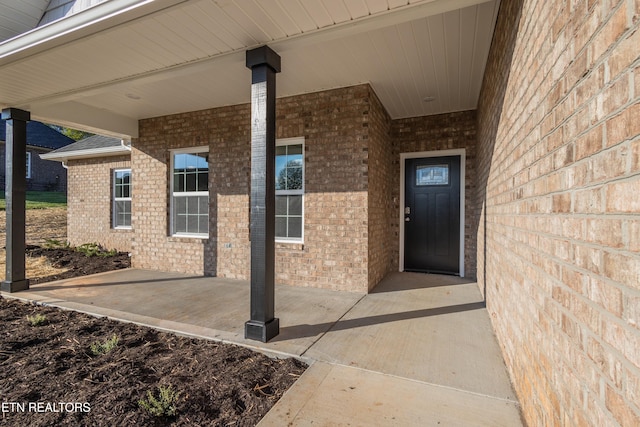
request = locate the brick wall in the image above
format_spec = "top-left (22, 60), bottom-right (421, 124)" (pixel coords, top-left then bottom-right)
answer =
top-left (66, 156), bottom-right (132, 252)
top-left (390, 111), bottom-right (478, 278)
top-left (135, 85), bottom-right (373, 291)
top-left (477, 0), bottom-right (640, 425)
top-left (0, 144), bottom-right (67, 192)
top-left (366, 88), bottom-right (394, 290)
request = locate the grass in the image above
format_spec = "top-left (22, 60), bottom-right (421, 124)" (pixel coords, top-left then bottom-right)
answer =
top-left (0, 191), bottom-right (66, 210)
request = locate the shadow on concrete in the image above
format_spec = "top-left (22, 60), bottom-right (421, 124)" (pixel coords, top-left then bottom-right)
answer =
top-left (274, 301), bottom-right (485, 341)
top-left (371, 272), bottom-right (476, 293)
top-left (30, 274), bottom-right (205, 291)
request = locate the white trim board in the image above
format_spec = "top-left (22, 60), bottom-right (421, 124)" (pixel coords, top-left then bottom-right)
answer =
top-left (399, 149), bottom-right (466, 277)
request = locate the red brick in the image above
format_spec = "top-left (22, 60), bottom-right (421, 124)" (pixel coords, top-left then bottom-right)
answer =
top-left (586, 276), bottom-right (623, 315)
top-left (574, 187), bottom-right (603, 213)
top-left (575, 124), bottom-right (603, 160)
top-left (590, 4), bottom-right (629, 66)
top-left (608, 27), bottom-right (640, 80)
top-left (624, 294), bottom-right (640, 330)
top-left (603, 251), bottom-right (640, 290)
top-left (629, 219), bottom-right (640, 252)
top-left (606, 178), bottom-right (640, 212)
top-left (605, 384), bottom-right (640, 426)
top-left (552, 193), bottom-right (572, 212)
top-left (585, 218), bottom-right (624, 248)
top-left (597, 75), bottom-right (630, 121)
top-left (606, 102), bottom-right (640, 147)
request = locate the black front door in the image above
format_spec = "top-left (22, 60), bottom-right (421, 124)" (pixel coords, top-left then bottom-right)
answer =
top-left (404, 156), bottom-right (461, 274)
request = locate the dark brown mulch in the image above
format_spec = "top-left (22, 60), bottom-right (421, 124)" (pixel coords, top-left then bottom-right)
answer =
top-left (25, 245), bottom-right (131, 285)
top-left (1, 247), bottom-right (307, 426)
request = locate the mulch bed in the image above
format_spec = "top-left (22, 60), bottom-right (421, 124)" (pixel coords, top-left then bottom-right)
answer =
top-left (1, 247), bottom-right (307, 426)
top-left (25, 245), bottom-right (131, 285)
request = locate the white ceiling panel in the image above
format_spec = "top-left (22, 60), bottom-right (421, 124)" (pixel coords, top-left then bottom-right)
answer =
top-left (0, 0), bottom-right (500, 137)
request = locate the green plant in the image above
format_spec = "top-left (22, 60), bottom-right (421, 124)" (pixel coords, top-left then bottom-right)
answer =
top-left (43, 239), bottom-right (70, 249)
top-left (90, 334), bottom-right (119, 356)
top-left (76, 243), bottom-right (117, 258)
top-left (26, 314), bottom-right (47, 326)
top-left (139, 385), bottom-right (180, 417)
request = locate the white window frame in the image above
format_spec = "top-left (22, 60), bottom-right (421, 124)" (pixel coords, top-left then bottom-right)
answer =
top-left (113, 168), bottom-right (132, 229)
top-left (170, 146), bottom-right (209, 238)
top-left (26, 152), bottom-right (31, 179)
top-left (275, 137), bottom-right (305, 243)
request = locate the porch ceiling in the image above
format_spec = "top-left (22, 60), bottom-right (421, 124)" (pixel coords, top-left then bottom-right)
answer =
top-left (0, 0), bottom-right (499, 138)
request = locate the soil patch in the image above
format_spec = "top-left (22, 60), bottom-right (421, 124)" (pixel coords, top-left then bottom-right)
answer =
top-left (25, 246), bottom-right (131, 285)
top-left (0, 298), bottom-right (305, 426)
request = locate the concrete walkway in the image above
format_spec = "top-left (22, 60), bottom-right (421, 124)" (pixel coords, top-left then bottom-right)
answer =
top-left (3, 269), bottom-right (523, 426)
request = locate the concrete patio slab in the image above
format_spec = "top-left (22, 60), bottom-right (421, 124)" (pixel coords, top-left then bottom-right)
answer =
top-left (3, 269), bottom-right (523, 425)
top-left (7, 269), bottom-right (363, 357)
top-left (259, 362), bottom-right (522, 427)
top-left (303, 272), bottom-right (517, 400)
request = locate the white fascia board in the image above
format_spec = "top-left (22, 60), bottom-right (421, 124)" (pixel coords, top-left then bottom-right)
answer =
top-left (0, 0), bottom-right (188, 65)
top-left (40, 145), bottom-right (131, 162)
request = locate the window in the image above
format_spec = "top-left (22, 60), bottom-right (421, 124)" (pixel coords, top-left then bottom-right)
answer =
top-left (113, 169), bottom-right (132, 228)
top-left (275, 138), bottom-right (304, 242)
top-left (26, 152), bottom-right (31, 179)
top-left (171, 147), bottom-right (209, 237)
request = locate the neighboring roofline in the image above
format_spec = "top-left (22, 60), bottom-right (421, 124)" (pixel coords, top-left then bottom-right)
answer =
top-left (0, 141), bottom-right (52, 151)
top-left (40, 145), bottom-right (131, 161)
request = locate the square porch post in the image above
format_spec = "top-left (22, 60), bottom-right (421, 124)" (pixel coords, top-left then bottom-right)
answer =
top-left (244, 46), bottom-right (281, 342)
top-left (2, 108), bottom-right (30, 293)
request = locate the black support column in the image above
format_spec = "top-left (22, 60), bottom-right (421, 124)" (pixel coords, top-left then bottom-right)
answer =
top-left (244, 46), bottom-right (281, 342)
top-left (2, 108), bottom-right (30, 293)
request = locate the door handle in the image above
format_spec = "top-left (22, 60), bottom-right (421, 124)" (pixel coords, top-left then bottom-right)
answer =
top-left (404, 207), bottom-right (410, 215)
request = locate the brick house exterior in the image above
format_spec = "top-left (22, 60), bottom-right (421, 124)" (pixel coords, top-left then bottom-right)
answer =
top-left (4, 0), bottom-right (640, 425)
top-left (60, 85), bottom-right (478, 292)
top-left (0, 121), bottom-right (72, 192)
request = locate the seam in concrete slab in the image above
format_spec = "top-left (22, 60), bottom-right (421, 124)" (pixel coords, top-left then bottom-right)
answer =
top-left (299, 293), bottom-right (367, 359)
top-left (327, 362), bottom-right (522, 406)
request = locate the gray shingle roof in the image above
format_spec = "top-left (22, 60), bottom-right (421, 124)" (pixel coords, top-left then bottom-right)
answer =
top-left (0, 120), bottom-right (75, 150)
top-left (49, 134), bottom-right (123, 153)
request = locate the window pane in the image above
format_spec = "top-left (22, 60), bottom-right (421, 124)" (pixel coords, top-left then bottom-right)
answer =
top-left (175, 212), bottom-right (186, 233)
top-left (173, 195), bottom-right (208, 235)
top-left (174, 197), bottom-right (186, 233)
top-left (276, 196), bottom-right (287, 215)
top-left (275, 144), bottom-right (303, 190)
top-left (275, 217), bottom-right (287, 237)
top-left (416, 164), bottom-right (449, 186)
top-left (115, 201), bottom-right (131, 227)
top-left (187, 215), bottom-right (199, 234)
top-left (288, 144), bottom-right (302, 155)
top-left (174, 173), bottom-right (184, 192)
top-left (174, 152), bottom-right (208, 194)
top-left (199, 196), bottom-right (208, 214)
top-left (197, 172), bottom-right (208, 192)
top-left (199, 215), bottom-right (208, 234)
top-left (288, 195), bottom-right (302, 216)
top-left (288, 217), bottom-right (302, 238)
top-left (186, 172), bottom-right (197, 192)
